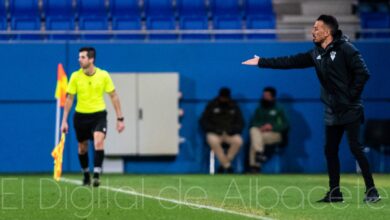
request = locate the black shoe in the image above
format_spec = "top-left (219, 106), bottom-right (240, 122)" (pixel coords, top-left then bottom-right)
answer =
top-left (217, 166), bottom-right (225, 174)
top-left (82, 174), bottom-right (91, 186)
top-left (226, 166), bottom-right (234, 174)
top-left (317, 190), bottom-right (344, 203)
top-left (249, 166), bottom-right (260, 174)
top-left (364, 188), bottom-right (381, 203)
top-left (92, 178), bottom-right (100, 187)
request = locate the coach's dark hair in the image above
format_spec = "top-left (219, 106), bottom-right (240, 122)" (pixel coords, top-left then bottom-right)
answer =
top-left (317, 14), bottom-right (342, 38)
top-left (263, 86), bottom-right (277, 98)
top-left (79, 47), bottom-right (96, 62)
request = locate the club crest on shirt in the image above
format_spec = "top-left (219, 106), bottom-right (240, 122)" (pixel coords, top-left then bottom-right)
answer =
top-left (330, 51), bottom-right (336, 61)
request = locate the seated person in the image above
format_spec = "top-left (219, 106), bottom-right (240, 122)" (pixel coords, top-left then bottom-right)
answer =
top-left (200, 87), bottom-right (244, 173)
top-left (249, 87), bottom-right (289, 172)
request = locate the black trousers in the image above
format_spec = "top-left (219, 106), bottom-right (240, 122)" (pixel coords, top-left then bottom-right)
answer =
top-left (325, 120), bottom-right (375, 191)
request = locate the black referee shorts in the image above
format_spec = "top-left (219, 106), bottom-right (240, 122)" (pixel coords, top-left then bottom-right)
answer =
top-left (73, 110), bottom-right (107, 142)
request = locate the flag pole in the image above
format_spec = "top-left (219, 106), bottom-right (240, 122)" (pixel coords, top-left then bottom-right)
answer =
top-left (55, 98), bottom-right (60, 146)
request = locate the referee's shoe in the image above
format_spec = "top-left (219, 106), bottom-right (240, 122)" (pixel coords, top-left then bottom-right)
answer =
top-left (92, 171), bottom-right (101, 187)
top-left (82, 173), bottom-right (91, 186)
top-left (92, 177), bottom-right (100, 187)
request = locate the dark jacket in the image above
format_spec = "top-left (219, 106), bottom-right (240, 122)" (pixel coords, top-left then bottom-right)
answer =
top-left (251, 103), bottom-right (289, 133)
top-left (258, 34), bottom-right (370, 125)
top-left (200, 98), bottom-right (244, 135)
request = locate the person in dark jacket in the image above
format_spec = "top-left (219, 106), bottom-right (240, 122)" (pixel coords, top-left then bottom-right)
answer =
top-left (242, 15), bottom-right (380, 203)
top-left (249, 87), bottom-right (289, 172)
top-left (200, 87), bottom-right (244, 173)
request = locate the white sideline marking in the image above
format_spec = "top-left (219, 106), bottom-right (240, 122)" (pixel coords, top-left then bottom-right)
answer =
top-left (61, 177), bottom-right (275, 220)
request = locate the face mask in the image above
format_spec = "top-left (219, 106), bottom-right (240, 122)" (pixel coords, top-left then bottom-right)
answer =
top-left (261, 99), bottom-right (275, 108)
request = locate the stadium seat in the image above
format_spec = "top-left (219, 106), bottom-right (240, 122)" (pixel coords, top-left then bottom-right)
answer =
top-left (43, 0), bottom-right (74, 17)
top-left (358, 2), bottom-right (390, 13)
top-left (0, 0), bottom-right (7, 40)
top-left (0, 0), bottom-right (6, 17)
top-left (110, 0), bottom-right (143, 40)
top-left (210, 0), bottom-right (241, 16)
top-left (110, 0), bottom-right (140, 17)
top-left (144, 0), bottom-right (176, 40)
top-left (144, 0), bottom-right (174, 17)
top-left (177, 0), bottom-right (207, 17)
top-left (360, 12), bottom-right (390, 39)
top-left (146, 16), bottom-right (177, 40)
top-left (10, 0), bottom-right (42, 40)
top-left (77, 0), bottom-right (109, 40)
top-left (361, 13), bottom-right (390, 28)
top-left (358, 3), bottom-right (373, 14)
top-left (46, 17), bottom-right (76, 40)
top-left (179, 16), bottom-right (210, 40)
top-left (246, 15), bottom-right (276, 39)
top-left (112, 17), bottom-right (143, 40)
top-left (213, 16), bottom-right (243, 39)
top-left (376, 3), bottom-right (390, 13)
top-left (79, 17), bottom-right (110, 40)
top-left (177, 0), bottom-right (209, 40)
top-left (244, 0), bottom-right (274, 16)
top-left (43, 0), bottom-right (76, 40)
top-left (10, 0), bottom-right (40, 17)
top-left (77, 0), bottom-right (107, 16)
top-left (0, 17), bottom-right (6, 30)
top-left (0, 17), bottom-right (8, 41)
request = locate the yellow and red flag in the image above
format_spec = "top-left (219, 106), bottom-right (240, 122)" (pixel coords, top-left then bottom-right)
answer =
top-left (55, 63), bottom-right (68, 107)
top-left (51, 133), bottom-right (66, 181)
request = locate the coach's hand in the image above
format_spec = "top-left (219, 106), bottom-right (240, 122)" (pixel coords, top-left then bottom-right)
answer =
top-left (242, 55), bottom-right (260, 66)
top-left (117, 121), bottom-right (125, 133)
top-left (61, 122), bottom-right (68, 134)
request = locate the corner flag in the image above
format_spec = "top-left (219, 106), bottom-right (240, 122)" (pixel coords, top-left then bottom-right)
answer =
top-left (53, 63), bottom-right (68, 181)
top-left (55, 63), bottom-right (68, 107)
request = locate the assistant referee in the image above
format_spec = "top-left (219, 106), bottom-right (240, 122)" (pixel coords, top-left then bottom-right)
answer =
top-left (61, 47), bottom-right (125, 187)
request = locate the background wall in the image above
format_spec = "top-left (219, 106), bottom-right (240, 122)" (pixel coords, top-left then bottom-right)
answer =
top-left (0, 41), bottom-right (389, 173)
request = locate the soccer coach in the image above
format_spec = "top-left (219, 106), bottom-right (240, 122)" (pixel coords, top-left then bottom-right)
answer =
top-left (242, 15), bottom-right (380, 203)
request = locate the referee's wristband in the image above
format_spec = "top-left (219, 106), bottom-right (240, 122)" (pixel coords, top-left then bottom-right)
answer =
top-left (117, 117), bottom-right (124, 122)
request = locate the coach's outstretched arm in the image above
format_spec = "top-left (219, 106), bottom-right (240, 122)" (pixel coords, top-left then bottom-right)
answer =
top-left (242, 52), bottom-right (315, 69)
top-left (242, 56), bottom-right (260, 66)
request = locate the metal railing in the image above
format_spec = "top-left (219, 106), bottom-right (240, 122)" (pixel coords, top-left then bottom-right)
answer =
top-left (0, 28), bottom-right (389, 41)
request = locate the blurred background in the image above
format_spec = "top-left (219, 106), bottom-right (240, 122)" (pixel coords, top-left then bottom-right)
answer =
top-left (0, 0), bottom-right (389, 174)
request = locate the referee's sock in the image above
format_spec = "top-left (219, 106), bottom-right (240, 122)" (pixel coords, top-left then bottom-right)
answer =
top-left (93, 150), bottom-right (104, 179)
top-left (79, 153), bottom-right (90, 185)
top-left (78, 153), bottom-right (89, 173)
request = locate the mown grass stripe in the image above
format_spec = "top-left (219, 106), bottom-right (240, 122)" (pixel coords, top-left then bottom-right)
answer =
top-left (61, 177), bottom-right (275, 220)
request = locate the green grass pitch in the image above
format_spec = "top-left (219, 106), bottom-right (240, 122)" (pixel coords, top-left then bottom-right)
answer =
top-left (0, 174), bottom-right (389, 220)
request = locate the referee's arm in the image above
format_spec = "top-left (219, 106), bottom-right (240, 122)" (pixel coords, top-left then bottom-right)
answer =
top-left (108, 90), bottom-right (125, 133)
top-left (61, 94), bottom-right (75, 133)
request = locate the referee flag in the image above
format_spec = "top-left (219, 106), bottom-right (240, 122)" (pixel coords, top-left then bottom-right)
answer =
top-left (51, 133), bottom-right (66, 181)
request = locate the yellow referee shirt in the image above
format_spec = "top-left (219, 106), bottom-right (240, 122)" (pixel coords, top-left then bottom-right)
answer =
top-left (67, 67), bottom-right (115, 113)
